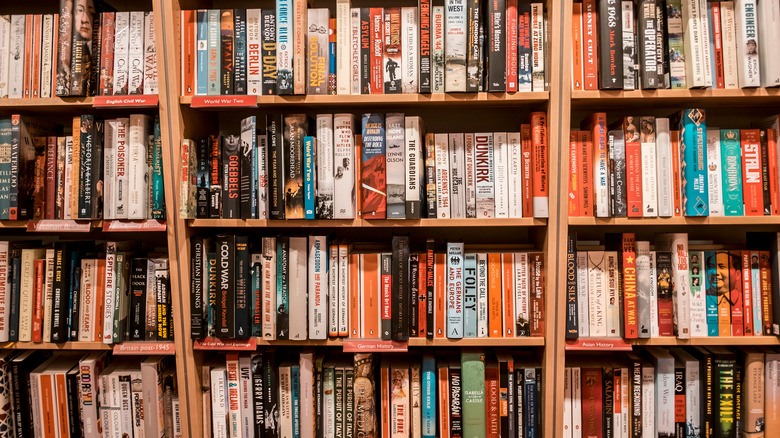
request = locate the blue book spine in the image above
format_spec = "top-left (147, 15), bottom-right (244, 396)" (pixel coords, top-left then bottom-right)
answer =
top-left (720, 129), bottom-right (744, 216)
top-left (463, 253), bottom-right (478, 337)
top-left (446, 242), bottom-right (464, 339)
top-left (8, 257), bottom-right (20, 342)
top-left (678, 109), bottom-right (709, 216)
top-left (206, 10), bottom-right (221, 96)
top-left (304, 136), bottom-right (316, 219)
top-left (524, 368), bottom-right (536, 438)
top-left (329, 26), bottom-right (336, 95)
top-left (421, 356), bottom-right (437, 438)
top-left (291, 365), bottom-right (301, 438)
top-left (707, 4), bottom-right (716, 89)
top-left (0, 118), bottom-right (11, 220)
top-left (196, 10), bottom-right (208, 95)
top-left (751, 251), bottom-right (762, 335)
top-left (704, 251), bottom-right (719, 336)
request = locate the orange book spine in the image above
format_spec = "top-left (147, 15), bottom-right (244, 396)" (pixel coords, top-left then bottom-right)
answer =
top-left (94, 259), bottom-right (106, 341)
top-left (32, 259), bottom-right (44, 343)
top-left (31, 15), bottom-right (42, 98)
top-left (626, 139), bottom-right (643, 217)
top-left (579, 130), bottom-right (593, 216)
top-left (40, 374), bottom-right (56, 438)
top-left (180, 10), bottom-right (195, 96)
top-left (349, 253), bottom-right (360, 338)
top-left (741, 251), bottom-right (754, 336)
top-left (568, 131), bottom-right (581, 216)
top-left (361, 253), bottom-right (379, 338)
top-left (434, 253), bottom-right (446, 338)
top-left (355, 134), bottom-right (363, 218)
top-left (438, 365), bottom-right (450, 437)
top-left (418, 253), bottom-right (427, 338)
top-left (529, 252), bottom-right (545, 337)
top-left (741, 129), bottom-right (764, 216)
top-left (488, 253), bottom-right (502, 337)
top-left (502, 253), bottom-right (514, 337)
top-left (381, 363), bottom-right (391, 438)
top-left (768, 129), bottom-right (779, 215)
top-left (23, 15), bottom-right (33, 98)
top-left (572, 3), bottom-right (583, 90)
top-left (55, 373), bottom-right (70, 437)
top-left (521, 124), bottom-right (533, 218)
top-left (530, 112), bottom-right (548, 217)
top-left (671, 130), bottom-right (682, 216)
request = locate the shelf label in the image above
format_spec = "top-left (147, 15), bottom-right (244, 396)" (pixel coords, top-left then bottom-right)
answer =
top-left (190, 95), bottom-right (258, 108)
top-left (93, 95), bottom-right (159, 107)
top-left (113, 342), bottom-right (175, 355)
top-left (103, 219), bottom-right (167, 232)
top-left (27, 220), bottom-right (94, 232)
top-left (194, 338), bottom-right (257, 351)
top-left (342, 339), bottom-right (408, 353)
top-left (565, 338), bottom-right (633, 351)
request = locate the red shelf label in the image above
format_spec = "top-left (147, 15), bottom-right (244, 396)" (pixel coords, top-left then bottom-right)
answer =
top-left (113, 342), bottom-right (175, 355)
top-left (194, 338), bottom-right (257, 351)
top-left (342, 339), bottom-right (408, 353)
top-left (93, 94), bottom-right (159, 107)
top-left (564, 338), bottom-right (633, 351)
top-left (27, 220), bottom-right (94, 232)
top-left (190, 95), bottom-right (258, 108)
top-left (103, 219), bottom-right (167, 232)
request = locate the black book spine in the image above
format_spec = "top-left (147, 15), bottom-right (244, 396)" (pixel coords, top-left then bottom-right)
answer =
top-left (381, 253), bottom-right (392, 341)
top-left (638, 0), bottom-right (658, 89)
top-left (419, 0), bottom-right (431, 93)
top-left (391, 235), bottom-right (410, 340)
top-left (79, 115), bottom-right (94, 219)
top-left (261, 9), bottom-right (278, 95)
top-left (234, 235), bottom-right (250, 339)
top-left (515, 368), bottom-right (524, 436)
top-left (263, 351), bottom-right (279, 437)
top-left (66, 370), bottom-right (82, 438)
top-left (409, 254), bottom-right (419, 337)
top-left (425, 240), bottom-right (434, 339)
top-left (598, 0), bottom-right (623, 89)
top-left (713, 356), bottom-right (737, 438)
top-left (760, 130), bottom-right (772, 215)
top-left (67, 263), bottom-right (80, 342)
top-left (221, 9), bottom-right (235, 95)
top-left (92, 120), bottom-right (104, 219)
top-left (674, 367), bottom-right (686, 438)
top-left (251, 353), bottom-right (265, 438)
top-left (12, 353), bottom-right (49, 438)
top-left (240, 130), bottom-right (254, 220)
top-left (7, 257), bottom-right (19, 342)
top-left (276, 237), bottom-right (289, 339)
top-left (467, 0), bottom-right (481, 92)
top-left (499, 360), bottom-right (509, 436)
top-left (89, 11), bottom-right (101, 96)
top-left (735, 364), bottom-right (743, 437)
top-left (701, 354), bottom-right (713, 437)
top-left (424, 134), bottom-right (436, 218)
top-left (314, 361), bottom-right (323, 438)
top-left (535, 368), bottom-right (542, 433)
top-left (449, 365), bottom-right (463, 437)
top-left (216, 234), bottom-right (236, 338)
top-left (608, 130), bottom-right (618, 215)
top-left (129, 258), bottom-right (147, 340)
top-left (655, 3), bottom-right (666, 88)
top-left (269, 116), bottom-right (285, 220)
top-left (360, 9), bottom-right (371, 94)
top-left (209, 135), bottom-right (222, 218)
top-left (191, 237), bottom-right (204, 339)
top-left (486, 0), bottom-right (506, 91)
top-left (50, 243), bottom-right (69, 342)
top-left (196, 137), bottom-right (211, 218)
top-left (221, 135), bottom-right (241, 219)
top-left (155, 263), bottom-right (171, 341)
top-left (233, 9), bottom-right (247, 94)
top-left (604, 367), bottom-right (614, 438)
top-left (565, 234), bottom-right (578, 338)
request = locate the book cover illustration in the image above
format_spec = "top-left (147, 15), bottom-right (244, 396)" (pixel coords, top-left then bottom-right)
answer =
top-left (354, 354), bottom-right (377, 436)
top-left (361, 114), bottom-right (387, 218)
top-left (383, 8), bottom-right (402, 93)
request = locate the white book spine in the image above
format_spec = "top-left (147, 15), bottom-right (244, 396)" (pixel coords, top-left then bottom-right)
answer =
top-left (103, 120), bottom-right (116, 220)
top-left (336, 0), bottom-right (352, 94)
top-left (211, 367), bottom-right (228, 438)
top-left (571, 368), bottom-right (582, 437)
top-left (119, 375), bottom-right (134, 437)
top-left (257, 134), bottom-right (269, 218)
top-left (0, 15), bottom-right (10, 98)
top-left (706, 128), bottom-right (724, 216)
top-left (444, 0), bottom-right (467, 92)
top-left (40, 15), bottom-right (54, 98)
top-left (246, 9), bottom-right (263, 95)
top-left (514, 252), bottom-right (529, 336)
top-left (386, 113), bottom-right (406, 219)
top-left (279, 366), bottom-right (294, 438)
top-left (0, 241), bottom-right (8, 342)
top-left (507, 132), bottom-right (523, 218)
top-left (113, 12), bottom-right (130, 95)
top-left (689, 251), bottom-right (709, 337)
top-left (493, 132), bottom-right (509, 218)
top-left (720, 2), bottom-right (739, 88)
top-left (758, 0), bottom-right (780, 86)
top-left (576, 251), bottom-right (590, 338)
top-left (299, 353), bottom-right (315, 438)
top-left (288, 237), bottom-right (308, 340)
top-left (587, 251), bottom-right (606, 337)
top-left (42, 250), bottom-right (54, 342)
top-left (261, 237), bottom-right (277, 340)
top-left (648, 251), bottom-right (659, 338)
top-left (475, 133), bottom-right (495, 218)
top-left (652, 353), bottom-right (675, 436)
top-left (128, 12), bottom-right (145, 94)
top-left (316, 115), bottom-right (334, 219)
top-left (114, 118), bottom-right (130, 219)
top-left (636, 241), bottom-right (652, 338)
top-left (308, 236), bottom-right (328, 340)
top-left (683, 0), bottom-right (706, 87)
top-left (448, 134), bottom-right (465, 219)
top-left (333, 114), bottom-right (356, 219)
top-left (226, 358), bottom-right (241, 438)
top-left (7, 16), bottom-right (23, 98)
top-left (350, 9), bottom-right (361, 95)
top-left (405, 116), bottom-right (423, 218)
top-left (238, 356), bottom-right (254, 438)
top-left (328, 245), bottom-right (339, 337)
top-left (434, 133), bottom-right (451, 218)
top-left (476, 253), bottom-right (488, 337)
top-left (594, 130), bottom-right (609, 218)
top-left (640, 130), bottom-right (658, 217)
top-left (563, 369), bottom-right (573, 438)
top-left (464, 133), bottom-right (477, 218)
top-left (128, 115), bottom-right (150, 220)
top-left (641, 366), bottom-right (655, 438)
top-left (446, 242), bottom-right (464, 338)
top-left (390, 368), bottom-right (411, 438)
top-left (684, 359), bottom-right (701, 434)
top-left (337, 246), bottom-right (349, 337)
top-left (402, 7), bottom-right (419, 94)
top-left (143, 12), bottom-right (158, 95)
top-left (699, 0), bottom-right (713, 87)
top-left (531, 3), bottom-right (545, 91)
top-left (655, 118), bottom-right (674, 218)
top-left (103, 244), bottom-right (117, 344)
top-left (735, 0), bottom-right (760, 88)
top-left (432, 6), bottom-right (445, 93)
top-left (605, 251), bottom-right (620, 337)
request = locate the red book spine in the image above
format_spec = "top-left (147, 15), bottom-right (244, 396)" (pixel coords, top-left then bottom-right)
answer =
top-left (369, 8), bottom-right (384, 95)
top-left (530, 112), bottom-right (548, 217)
top-left (23, 15), bottom-right (33, 98)
top-left (579, 130), bottom-right (593, 216)
top-left (730, 250), bottom-right (744, 336)
top-left (741, 129), bottom-right (764, 216)
top-left (671, 130), bottom-right (682, 216)
top-left (582, 0), bottom-right (598, 90)
top-left (45, 136), bottom-right (57, 220)
top-left (506, 0), bottom-right (518, 92)
top-left (572, 2), bottom-right (584, 90)
top-left (582, 368), bottom-right (604, 438)
top-left (32, 259), bottom-right (44, 343)
top-left (742, 251), bottom-right (754, 336)
top-left (768, 129), bottom-right (780, 215)
top-left (485, 364), bottom-right (500, 438)
top-left (418, 253), bottom-right (427, 337)
top-left (99, 12), bottom-right (116, 96)
top-left (181, 10), bottom-right (195, 96)
top-left (355, 134), bottom-right (363, 218)
top-left (626, 140), bottom-right (643, 217)
top-left (31, 15), bottom-right (42, 98)
top-left (622, 234), bottom-right (638, 338)
top-left (521, 124), bottom-right (533, 217)
top-left (760, 251), bottom-right (773, 335)
top-left (711, 2), bottom-right (725, 89)
top-left (530, 252), bottom-right (545, 337)
top-left (568, 131), bottom-right (581, 216)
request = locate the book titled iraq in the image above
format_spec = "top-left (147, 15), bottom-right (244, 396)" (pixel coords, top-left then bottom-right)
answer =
top-left (283, 114), bottom-right (308, 219)
top-left (598, 0), bottom-right (623, 89)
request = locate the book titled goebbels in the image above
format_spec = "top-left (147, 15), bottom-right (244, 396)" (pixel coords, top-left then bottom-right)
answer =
top-left (216, 234), bottom-right (236, 338)
top-left (361, 113), bottom-right (387, 219)
top-left (598, 0), bottom-right (623, 89)
top-left (383, 8), bottom-right (402, 94)
top-left (240, 116), bottom-right (256, 219)
top-left (261, 9), bottom-right (277, 95)
top-left (486, 0), bottom-right (506, 91)
top-left (233, 9), bottom-right (247, 95)
top-left (283, 114), bottom-right (308, 219)
top-left (637, 0), bottom-right (658, 89)
top-left (444, 0), bottom-right (467, 92)
top-left (307, 9), bottom-right (330, 95)
top-left (221, 134), bottom-right (241, 219)
top-left (386, 113), bottom-right (406, 218)
top-left (220, 10), bottom-right (235, 95)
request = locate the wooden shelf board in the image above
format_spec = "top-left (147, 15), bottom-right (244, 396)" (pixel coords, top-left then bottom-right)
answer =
top-left (631, 336), bottom-right (780, 346)
top-left (0, 97), bottom-right (94, 108)
top-left (256, 339), bottom-right (345, 346)
top-left (571, 88), bottom-right (780, 107)
top-left (181, 92), bottom-right (549, 107)
top-left (190, 218), bottom-right (545, 228)
top-left (568, 216), bottom-right (780, 226)
top-left (0, 341), bottom-right (112, 350)
top-left (362, 218), bottom-right (546, 227)
top-left (408, 337), bottom-right (545, 347)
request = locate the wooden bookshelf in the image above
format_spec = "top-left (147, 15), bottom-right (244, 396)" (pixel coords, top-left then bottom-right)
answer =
top-left (0, 342), bottom-right (112, 350)
top-left (571, 88), bottom-right (780, 107)
top-left (189, 218), bottom-right (545, 228)
top-left (568, 216), bottom-right (780, 226)
top-left (631, 336), bottom-right (780, 347)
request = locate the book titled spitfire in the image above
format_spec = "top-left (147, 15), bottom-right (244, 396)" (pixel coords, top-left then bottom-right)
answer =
top-left (361, 113), bottom-right (387, 219)
top-left (677, 109), bottom-right (709, 216)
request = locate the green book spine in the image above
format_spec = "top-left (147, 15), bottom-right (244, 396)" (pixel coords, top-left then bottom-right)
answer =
top-left (151, 117), bottom-right (165, 219)
top-left (461, 351), bottom-right (486, 438)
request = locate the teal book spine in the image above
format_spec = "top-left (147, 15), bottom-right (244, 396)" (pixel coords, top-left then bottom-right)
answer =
top-left (704, 251), bottom-right (719, 336)
top-left (291, 364), bottom-right (301, 438)
top-left (720, 129), bottom-right (744, 216)
top-left (463, 253), bottom-right (478, 338)
top-left (678, 109), bottom-right (709, 216)
top-left (196, 10), bottom-right (208, 95)
top-left (304, 136), bottom-right (316, 219)
top-left (422, 355), bottom-right (437, 438)
top-left (152, 117), bottom-right (165, 219)
top-left (446, 242), bottom-right (464, 339)
top-left (461, 351), bottom-right (486, 438)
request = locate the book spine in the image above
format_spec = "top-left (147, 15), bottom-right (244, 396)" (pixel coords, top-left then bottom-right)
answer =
top-left (598, 0), bottom-right (623, 89)
top-left (678, 109), bottom-right (709, 216)
top-left (474, 133), bottom-right (494, 218)
top-left (639, 116), bottom-right (658, 217)
top-left (735, 0), bottom-right (760, 87)
top-left (530, 112), bottom-right (548, 217)
top-left (444, 0), bottom-right (466, 91)
top-left (492, 133), bottom-right (508, 218)
top-left (424, 134), bottom-right (437, 218)
top-left (233, 9), bottom-right (247, 95)
top-left (401, 7), bottom-right (418, 94)
top-left (333, 114), bottom-right (356, 219)
top-left (308, 236), bottom-right (327, 340)
top-left (761, 129), bottom-right (772, 215)
top-left (434, 134), bottom-right (451, 218)
top-left (419, 0), bottom-right (431, 93)
top-left (656, 119), bottom-right (674, 217)
top-left (404, 116), bottom-right (423, 219)
top-left (582, 0), bottom-right (598, 89)
top-left (143, 12), bottom-right (158, 95)
top-left (432, 5), bottom-right (445, 93)
top-left (741, 129), bottom-right (763, 215)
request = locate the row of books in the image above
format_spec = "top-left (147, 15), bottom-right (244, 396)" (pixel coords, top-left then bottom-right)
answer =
top-left (190, 235), bottom-right (545, 341)
top-left (0, 114), bottom-right (166, 221)
top-left (568, 110), bottom-right (780, 218)
top-left (0, 351), bottom-right (178, 438)
top-left (204, 350), bottom-right (543, 438)
top-left (180, 1), bottom-right (548, 97)
top-left (563, 347), bottom-right (780, 438)
top-left (0, 241), bottom-right (172, 345)
top-left (565, 232), bottom-right (780, 340)
top-left (572, 0), bottom-right (780, 90)
top-left (180, 112), bottom-right (550, 221)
